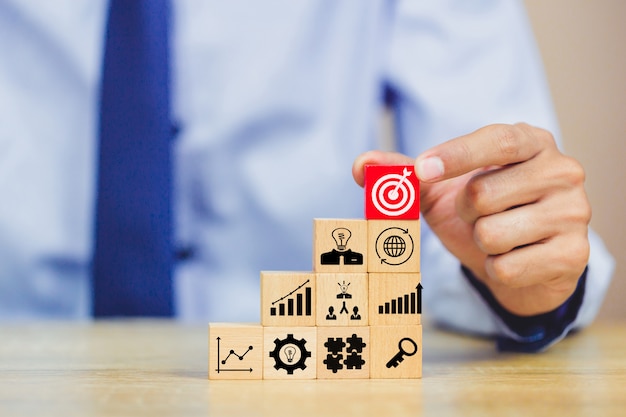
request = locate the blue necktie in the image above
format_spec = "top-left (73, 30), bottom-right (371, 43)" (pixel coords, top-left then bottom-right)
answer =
top-left (93, 0), bottom-right (173, 317)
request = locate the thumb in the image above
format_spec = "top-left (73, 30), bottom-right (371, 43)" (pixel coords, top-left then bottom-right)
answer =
top-left (415, 155), bottom-right (445, 183)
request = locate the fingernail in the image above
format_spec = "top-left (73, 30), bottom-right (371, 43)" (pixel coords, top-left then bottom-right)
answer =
top-left (416, 156), bottom-right (444, 181)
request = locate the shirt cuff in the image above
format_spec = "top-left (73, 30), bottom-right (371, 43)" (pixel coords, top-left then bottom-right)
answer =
top-left (461, 265), bottom-right (588, 353)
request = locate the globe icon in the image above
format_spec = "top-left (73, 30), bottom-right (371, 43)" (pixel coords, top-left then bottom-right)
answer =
top-left (383, 235), bottom-right (406, 258)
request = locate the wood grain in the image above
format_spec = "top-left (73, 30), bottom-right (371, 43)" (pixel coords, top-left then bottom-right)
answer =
top-left (367, 220), bottom-right (420, 273)
top-left (0, 321), bottom-right (625, 416)
top-left (261, 271), bottom-right (316, 327)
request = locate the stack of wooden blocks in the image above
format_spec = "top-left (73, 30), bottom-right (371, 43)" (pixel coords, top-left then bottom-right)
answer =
top-left (209, 165), bottom-right (422, 379)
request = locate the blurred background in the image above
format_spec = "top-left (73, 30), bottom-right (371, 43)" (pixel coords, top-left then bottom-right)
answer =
top-left (524, 0), bottom-right (625, 320)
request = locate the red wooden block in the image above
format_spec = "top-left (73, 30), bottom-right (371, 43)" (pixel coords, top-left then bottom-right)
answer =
top-left (364, 165), bottom-right (420, 220)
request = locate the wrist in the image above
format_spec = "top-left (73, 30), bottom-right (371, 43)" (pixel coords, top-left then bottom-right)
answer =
top-left (462, 265), bottom-right (588, 352)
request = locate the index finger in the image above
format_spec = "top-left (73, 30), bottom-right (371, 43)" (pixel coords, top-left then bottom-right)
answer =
top-left (415, 124), bottom-right (550, 182)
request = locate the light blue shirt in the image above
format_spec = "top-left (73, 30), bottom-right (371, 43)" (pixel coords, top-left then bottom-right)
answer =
top-left (0, 0), bottom-right (614, 340)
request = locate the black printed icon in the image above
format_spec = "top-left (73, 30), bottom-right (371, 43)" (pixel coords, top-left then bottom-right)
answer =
top-left (215, 337), bottom-right (254, 373)
top-left (325, 280), bottom-right (361, 321)
top-left (386, 337), bottom-right (418, 368)
top-left (321, 228), bottom-right (363, 265)
top-left (326, 306), bottom-right (337, 320)
top-left (323, 334), bottom-right (367, 373)
top-left (375, 227), bottom-right (414, 266)
top-left (270, 279), bottom-right (312, 317)
top-left (269, 334), bottom-right (312, 375)
top-left (377, 283), bottom-right (422, 315)
top-left (350, 306), bottom-right (361, 320)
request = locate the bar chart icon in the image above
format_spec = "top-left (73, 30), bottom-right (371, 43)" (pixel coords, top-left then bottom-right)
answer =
top-left (377, 284), bottom-right (422, 315)
top-left (270, 279), bottom-right (312, 317)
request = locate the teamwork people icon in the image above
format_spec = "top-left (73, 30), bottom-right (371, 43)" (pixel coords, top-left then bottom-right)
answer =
top-left (365, 165), bottom-right (420, 220)
top-left (325, 280), bottom-right (362, 322)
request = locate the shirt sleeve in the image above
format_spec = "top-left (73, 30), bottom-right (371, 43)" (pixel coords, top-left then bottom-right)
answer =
top-left (463, 265), bottom-right (587, 352)
top-left (384, 0), bottom-right (615, 346)
top-left (462, 227), bottom-right (613, 351)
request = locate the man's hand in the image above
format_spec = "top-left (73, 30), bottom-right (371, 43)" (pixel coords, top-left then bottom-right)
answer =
top-left (353, 123), bottom-right (590, 316)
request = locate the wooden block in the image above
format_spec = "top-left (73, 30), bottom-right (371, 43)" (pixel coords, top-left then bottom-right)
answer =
top-left (316, 273), bottom-right (368, 326)
top-left (208, 323), bottom-right (263, 380)
top-left (317, 326), bottom-right (370, 379)
top-left (364, 165), bottom-right (420, 220)
top-left (313, 219), bottom-right (368, 273)
top-left (367, 220), bottom-right (420, 273)
top-left (368, 273), bottom-right (422, 326)
top-left (264, 327), bottom-right (317, 379)
top-left (370, 325), bottom-right (422, 379)
top-left (261, 271), bottom-right (316, 327)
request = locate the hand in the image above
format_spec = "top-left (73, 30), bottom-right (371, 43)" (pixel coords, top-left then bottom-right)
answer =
top-left (353, 123), bottom-right (591, 316)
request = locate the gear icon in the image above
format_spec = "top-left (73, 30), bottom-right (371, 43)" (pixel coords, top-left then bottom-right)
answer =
top-left (269, 334), bottom-right (311, 375)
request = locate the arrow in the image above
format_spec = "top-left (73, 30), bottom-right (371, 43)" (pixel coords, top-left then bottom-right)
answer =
top-left (416, 283), bottom-right (423, 314)
top-left (216, 337), bottom-right (221, 373)
top-left (216, 368), bottom-right (253, 373)
top-left (388, 167), bottom-right (412, 200)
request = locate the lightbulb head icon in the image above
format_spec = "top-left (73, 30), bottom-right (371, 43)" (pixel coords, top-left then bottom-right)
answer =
top-left (320, 226), bottom-right (364, 266)
top-left (331, 228), bottom-right (351, 251)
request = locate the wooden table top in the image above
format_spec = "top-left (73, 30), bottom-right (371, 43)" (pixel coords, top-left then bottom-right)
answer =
top-left (0, 320), bottom-right (625, 416)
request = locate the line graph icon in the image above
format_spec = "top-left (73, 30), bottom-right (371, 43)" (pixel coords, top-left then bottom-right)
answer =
top-left (365, 165), bottom-right (420, 220)
top-left (215, 337), bottom-right (254, 374)
top-left (221, 345), bottom-right (253, 364)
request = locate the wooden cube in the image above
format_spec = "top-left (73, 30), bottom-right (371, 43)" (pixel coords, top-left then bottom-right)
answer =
top-left (208, 323), bottom-right (264, 380)
top-left (316, 326), bottom-right (370, 379)
top-left (316, 273), bottom-right (368, 326)
top-left (370, 325), bottom-right (422, 379)
top-left (264, 327), bottom-right (317, 379)
top-left (367, 220), bottom-right (420, 273)
top-left (368, 273), bottom-right (422, 326)
top-left (313, 219), bottom-right (368, 273)
top-left (364, 165), bottom-right (420, 220)
top-left (261, 271), bottom-right (316, 327)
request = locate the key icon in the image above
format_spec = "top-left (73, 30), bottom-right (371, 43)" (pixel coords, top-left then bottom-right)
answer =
top-left (385, 337), bottom-right (418, 368)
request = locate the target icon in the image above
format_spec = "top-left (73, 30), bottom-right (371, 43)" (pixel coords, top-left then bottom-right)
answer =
top-left (366, 166), bottom-right (419, 219)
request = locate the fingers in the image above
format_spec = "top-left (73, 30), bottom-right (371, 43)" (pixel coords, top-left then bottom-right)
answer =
top-left (415, 123), bottom-right (555, 183)
top-left (351, 124), bottom-right (591, 310)
top-left (484, 232), bottom-right (590, 289)
top-left (472, 189), bottom-right (591, 256)
top-left (464, 161), bottom-right (591, 288)
top-left (352, 150), bottom-right (414, 187)
top-left (456, 150), bottom-right (587, 223)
